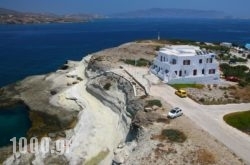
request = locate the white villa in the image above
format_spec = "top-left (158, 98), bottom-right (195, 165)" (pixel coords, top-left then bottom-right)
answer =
top-left (151, 45), bottom-right (220, 84)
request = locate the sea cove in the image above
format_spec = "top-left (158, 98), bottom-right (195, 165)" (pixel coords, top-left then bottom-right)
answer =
top-left (0, 104), bottom-right (31, 147)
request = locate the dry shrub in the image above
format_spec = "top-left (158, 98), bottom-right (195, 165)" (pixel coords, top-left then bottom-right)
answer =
top-left (196, 149), bottom-right (216, 164)
top-left (154, 147), bottom-right (162, 158)
top-left (0, 147), bottom-right (13, 164)
top-left (151, 134), bottom-right (165, 141)
top-left (103, 82), bottom-right (111, 90)
top-left (231, 86), bottom-right (250, 102)
top-left (151, 129), bottom-right (187, 143)
top-left (156, 118), bottom-right (169, 124)
top-left (228, 85), bottom-right (236, 90)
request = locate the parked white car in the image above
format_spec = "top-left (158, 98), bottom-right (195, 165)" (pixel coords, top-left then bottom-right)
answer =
top-left (168, 107), bottom-right (183, 118)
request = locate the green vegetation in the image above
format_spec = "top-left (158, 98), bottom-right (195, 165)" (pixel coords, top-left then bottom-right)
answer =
top-left (223, 111), bottom-right (250, 135)
top-left (171, 84), bottom-right (204, 89)
top-left (103, 83), bottom-right (111, 90)
top-left (122, 58), bottom-right (150, 67)
top-left (220, 63), bottom-right (250, 86)
top-left (85, 150), bottom-right (110, 165)
top-left (146, 99), bottom-right (162, 107)
top-left (245, 72), bottom-right (250, 82)
top-left (122, 59), bottom-right (136, 65)
top-left (218, 53), bottom-right (231, 61)
top-left (50, 90), bottom-right (57, 95)
top-left (200, 45), bottom-right (229, 53)
top-left (168, 39), bottom-right (197, 45)
top-left (161, 129), bottom-right (187, 143)
top-left (238, 80), bottom-right (249, 87)
top-left (233, 56), bottom-right (248, 63)
top-left (199, 98), bottom-right (205, 103)
top-left (196, 97), bottom-right (240, 105)
top-left (220, 63), bottom-right (249, 78)
top-left (155, 45), bottom-right (162, 51)
top-left (77, 77), bottom-right (83, 81)
top-left (217, 53), bottom-right (247, 62)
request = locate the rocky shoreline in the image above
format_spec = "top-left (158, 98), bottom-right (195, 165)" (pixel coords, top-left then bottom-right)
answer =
top-left (0, 41), bottom-right (245, 164)
top-left (0, 64), bottom-right (81, 140)
top-left (0, 42), bottom-right (153, 164)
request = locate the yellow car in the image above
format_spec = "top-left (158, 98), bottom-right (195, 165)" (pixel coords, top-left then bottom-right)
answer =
top-left (175, 89), bottom-right (187, 98)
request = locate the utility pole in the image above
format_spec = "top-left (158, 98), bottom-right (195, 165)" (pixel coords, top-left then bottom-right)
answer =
top-left (157, 32), bottom-right (160, 41)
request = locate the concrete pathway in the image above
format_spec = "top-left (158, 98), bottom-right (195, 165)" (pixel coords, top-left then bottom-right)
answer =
top-left (150, 84), bottom-right (250, 165)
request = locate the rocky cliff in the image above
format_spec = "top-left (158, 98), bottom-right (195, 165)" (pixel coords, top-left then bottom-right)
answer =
top-left (86, 71), bottom-right (144, 137)
top-left (1, 47), bottom-right (146, 164)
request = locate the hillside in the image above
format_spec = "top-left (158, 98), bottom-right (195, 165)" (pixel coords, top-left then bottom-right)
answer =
top-left (0, 8), bottom-right (102, 24)
top-left (110, 8), bottom-right (228, 19)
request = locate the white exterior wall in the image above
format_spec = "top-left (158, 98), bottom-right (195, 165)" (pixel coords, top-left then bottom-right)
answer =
top-left (220, 42), bottom-right (232, 48)
top-left (151, 46), bottom-right (220, 84)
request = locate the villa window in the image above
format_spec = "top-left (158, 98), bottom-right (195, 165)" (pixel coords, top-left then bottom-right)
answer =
top-left (183, 60), bottom-right (190, 65)
top-left (160, 56), bottom-right (163, 62)
top-left (209, 69), bottom-right (216, 74)
top-left (193, 69), bottom-right (197, 76)
top-left (199, 59), bottom-right (203, 64)
top-left (179, 70), bottom-right (182, 77)
top-left (184, 70), bottom-right (187, 75)
top-left (165, 69), bottom-right (169, 73)
top-left (171, 59), bottom-right (177, 65)
top-left (206, 58), bottom-right (213, 63)
top-left (174, 71), bottom-right (177, 75)
top-left (202, 69), bottom-right (205, 74)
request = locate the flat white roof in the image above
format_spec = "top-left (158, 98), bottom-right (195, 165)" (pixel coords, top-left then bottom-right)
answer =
top-left (221, 42), bottom-right (232, 44)
top-left (159, 45), bottom-right (210, 56)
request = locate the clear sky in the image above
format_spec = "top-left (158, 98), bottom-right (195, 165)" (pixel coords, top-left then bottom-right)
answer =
top-left (0, 0), bottom-right (249, 17)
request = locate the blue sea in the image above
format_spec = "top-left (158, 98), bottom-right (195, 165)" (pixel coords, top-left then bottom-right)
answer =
top-left (1, 18), bottom-right (250, 87)
top-left (0, 18), bottom-right (250, 147)
top-left (0, 105), bottom-right (30, 147)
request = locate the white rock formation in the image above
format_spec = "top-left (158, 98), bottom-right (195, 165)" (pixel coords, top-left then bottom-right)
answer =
top-left (4, 54), bottom-right (131, 165)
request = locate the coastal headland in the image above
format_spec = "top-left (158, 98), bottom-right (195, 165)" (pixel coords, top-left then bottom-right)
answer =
top-left (0, 40), bottom-right (248, 164)
top-left (0, 8), bottom-right (103, 24)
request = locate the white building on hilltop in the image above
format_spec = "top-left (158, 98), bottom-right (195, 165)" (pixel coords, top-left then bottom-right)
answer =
top-left (151, 45), bottom-right (220, 84)
top-left (220, 42), bottom-right (232, 48)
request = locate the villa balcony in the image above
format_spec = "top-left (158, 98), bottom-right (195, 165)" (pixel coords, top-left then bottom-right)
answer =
top-left (154, 59), bottom-right (170, 64)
